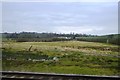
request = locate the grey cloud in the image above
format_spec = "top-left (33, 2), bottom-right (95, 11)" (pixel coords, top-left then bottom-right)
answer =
top-left (2, 2), bottom-right (118, 35)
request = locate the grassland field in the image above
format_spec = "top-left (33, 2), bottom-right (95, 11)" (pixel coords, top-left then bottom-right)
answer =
top-left (1, 41), bottom-right (120, 76)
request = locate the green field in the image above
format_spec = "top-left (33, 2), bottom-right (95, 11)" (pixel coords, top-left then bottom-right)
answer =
top-left (1, 41), bottom-right (119, 76)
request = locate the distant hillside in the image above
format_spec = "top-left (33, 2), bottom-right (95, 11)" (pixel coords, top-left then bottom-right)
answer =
top-left (77, 34), bottom-right (120, 45)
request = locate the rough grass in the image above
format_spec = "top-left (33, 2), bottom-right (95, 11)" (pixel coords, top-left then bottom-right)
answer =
top-left (2, 41), bottom-right (119, 76)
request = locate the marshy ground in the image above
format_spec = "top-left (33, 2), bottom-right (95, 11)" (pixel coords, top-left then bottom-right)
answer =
top-left (1, 41), bottom-right (119, 76)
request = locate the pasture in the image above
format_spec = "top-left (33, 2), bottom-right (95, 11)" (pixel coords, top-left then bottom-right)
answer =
top-left (1, 41), bottom-right (119, 76)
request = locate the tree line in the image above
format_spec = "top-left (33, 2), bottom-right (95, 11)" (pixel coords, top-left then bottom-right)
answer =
top-left (2, 32), bottom-right (96, 42)
top-left (2, 32), bottom-right (120, 45)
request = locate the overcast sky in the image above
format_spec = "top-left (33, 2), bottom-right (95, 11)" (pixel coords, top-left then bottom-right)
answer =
top-left (2, 1), bottom-right (118, 35)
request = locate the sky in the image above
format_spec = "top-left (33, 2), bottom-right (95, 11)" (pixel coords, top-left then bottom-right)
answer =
top-left (1, 0), bottom-right (119, 35)
top-left (1, 0), bottom-right (119, 2)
